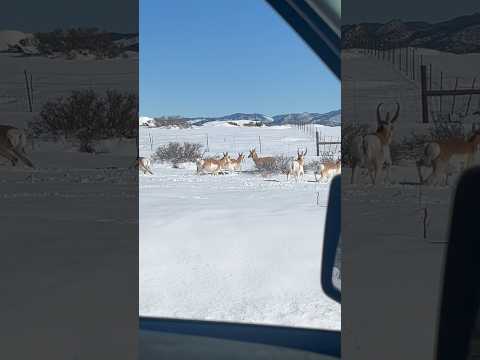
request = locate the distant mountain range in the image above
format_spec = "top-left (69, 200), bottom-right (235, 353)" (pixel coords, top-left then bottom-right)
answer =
top-left (342, 13), bottom-right (480, 54)
top-left (141, 110), bottom-right (341, 127)
top-left (0, 30), bottom-right (138, 56)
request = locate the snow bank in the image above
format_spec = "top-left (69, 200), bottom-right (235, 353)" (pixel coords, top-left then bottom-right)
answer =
top-left (0, 30), bottom-right (31, 51)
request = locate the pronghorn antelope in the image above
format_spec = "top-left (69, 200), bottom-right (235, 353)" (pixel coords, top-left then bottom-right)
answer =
top-left (227, 153), bottom-right (245, 172)
top-left (0, 125), bottom-right (34, 168)
top-left (315, 159), bottom-right (341, 182)
top-left (196, 152), bottom-right (231, 175)
top-left (135, 156), bottom-right (154, 175)
top-left (416, 127), bottom-right (480, 186)
top-left (350, 102), bottom-right (400, 185)
top-left (248, 148), bottom-right (276, 170)
top-left (286, 148), bottom-right (307, 182)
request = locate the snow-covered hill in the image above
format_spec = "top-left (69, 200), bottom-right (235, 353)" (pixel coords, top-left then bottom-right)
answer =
top-left (0, 30), bottom-right (33, 51)
top-left (343, 13), bottom-right (480, 54)
top-left (142, 110), bottom-right (341, 127)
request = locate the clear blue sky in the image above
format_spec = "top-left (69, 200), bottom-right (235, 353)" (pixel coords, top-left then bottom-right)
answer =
top-left (140, 0), bottom-right (340, 118)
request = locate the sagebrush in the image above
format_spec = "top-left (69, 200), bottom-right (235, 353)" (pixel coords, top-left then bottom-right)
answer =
top-left (341, 123), bottom-right (369, 166)
top-left (152, 142), bottom-right (203, 166)
top-left (29, 89), bottom-right (137, 152)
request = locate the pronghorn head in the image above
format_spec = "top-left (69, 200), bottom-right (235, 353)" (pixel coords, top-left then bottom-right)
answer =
top-left (296, 148), bottom-right (307, 161)
top-left (248, 148), bottom-right (257, 159)
top-left (377, 102), bottom-right (400, 131)
top-left (238, 153), bottom-right (245, 162)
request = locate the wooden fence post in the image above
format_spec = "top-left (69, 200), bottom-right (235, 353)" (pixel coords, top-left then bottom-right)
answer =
top-left (440, 71), bottom-right (443, 113)
top-left (464, 77), bottom-right (477, 117)
top-left (451, 77), bottom-right (459, 115)
top-left (316, 130), bottom-right (320, 156)
top-left (421, 65), bottom-right (429, 123)
top-left (24, 70), bottom-right (33, 112)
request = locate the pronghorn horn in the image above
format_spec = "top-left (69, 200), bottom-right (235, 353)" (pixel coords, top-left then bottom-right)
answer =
top-left (391, 102), bottom-right (400, 123)
top-left (303, 148), bottom-right (307, 156)
top-left (376, 103), bottom-right (384, 123)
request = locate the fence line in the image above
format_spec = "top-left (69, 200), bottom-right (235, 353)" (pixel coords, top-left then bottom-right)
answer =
top-left (351, 41), bottom-right (480, 123)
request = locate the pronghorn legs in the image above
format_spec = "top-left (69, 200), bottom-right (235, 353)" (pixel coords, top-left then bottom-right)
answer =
top-left (0, 147), bottom-right (18, 166)
top-left (351, 162), bottom-right (358, 184)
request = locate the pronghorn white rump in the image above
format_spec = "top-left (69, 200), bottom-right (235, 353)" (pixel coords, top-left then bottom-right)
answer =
top-left (416, 126), bottom-right (480, 186)
top-left (286, 148), bottom-right (307, 182)
top-left (350, 102), bottom-right (399, 185)
top-left (0, 125), bottom-right (34, 168)
top-left (315, 159), bottom-right (341, 182)
top-left (136, 157), bottom-right (154, 175)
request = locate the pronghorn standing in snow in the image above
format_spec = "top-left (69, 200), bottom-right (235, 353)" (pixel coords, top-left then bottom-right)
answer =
top-left (315, 159), bottom-right (341, 182)
top-left (196, 152), bottom-right (231, 175)
top-left (350, 102), bottom-right (400, 185)
top-left (416, 125), bottom-right (480, 186)
top-left (227, 153), bottom-right (245, 172)
top-left (0, 125), bottom-right (34, 168)
top-left (248, 148), bottom-right (276, 170)
top-left (135, 156), bottom-right (154, 175)
top-left (286, 148), bottom-right (307, 182)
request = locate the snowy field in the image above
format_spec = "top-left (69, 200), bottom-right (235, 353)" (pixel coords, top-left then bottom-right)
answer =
top-left (139, 122), bottom-right (341, 330)
top-left (0, 45), bottom-right (138, 359)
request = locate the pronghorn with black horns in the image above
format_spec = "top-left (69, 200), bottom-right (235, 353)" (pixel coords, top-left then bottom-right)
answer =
top-left (416, 123), bottom-right (480, 186)
top-left (287, 148), bottom-right (307, 182)
top-left (350, 102), bottom-right (400, 185)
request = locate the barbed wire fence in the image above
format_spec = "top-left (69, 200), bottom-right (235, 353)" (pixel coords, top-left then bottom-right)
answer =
top-left (351, 40), bottom-right (480, 124)
top-left (0, 69), bottom-right (137, 113)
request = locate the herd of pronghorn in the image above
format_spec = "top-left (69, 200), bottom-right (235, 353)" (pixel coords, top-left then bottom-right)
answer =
top-left (2, 103), bottom-right (480, 187)
top-left (137, 102), bottom-right (480, 186)
top-left (350, 102), bottom-right (480, 186)
top-left (137, 148), bottom-right (341, 182)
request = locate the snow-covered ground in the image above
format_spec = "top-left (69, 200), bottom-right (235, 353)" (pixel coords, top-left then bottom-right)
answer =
top-left (0, 47), bottom-right (138, 359)
top-left (139, 122), bottom-right (341, 330)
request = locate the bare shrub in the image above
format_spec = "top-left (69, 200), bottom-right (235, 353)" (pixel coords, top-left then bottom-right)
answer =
top-left (152, 142), bottom-right (203, 166)
top-left (29, 89), bottom-right (137, 152)
top-left (227, 121), bottom-right (240, 126)
top-left (429, 121), bottom-right (465, 141)
top-left (249, 155), bottom-right (291, 175)
top-left (304, 160), bottom-right (322, 173)
top-left (341, 123), bottom-right (369, 166)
